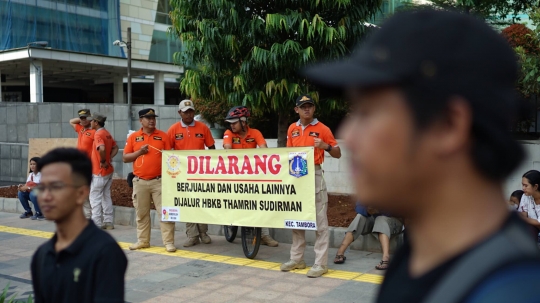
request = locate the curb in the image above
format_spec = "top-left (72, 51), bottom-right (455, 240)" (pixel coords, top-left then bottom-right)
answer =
top-left (0, 197), bottom-right (402, 253)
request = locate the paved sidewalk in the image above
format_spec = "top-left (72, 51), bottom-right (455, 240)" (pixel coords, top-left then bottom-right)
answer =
top-left (0, 212), bottom-right (384, 303)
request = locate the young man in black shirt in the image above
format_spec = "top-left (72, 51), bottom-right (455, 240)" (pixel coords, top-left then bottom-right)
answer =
top-left (303, 9), bottom-right (540, 303)
top-left (31, 148), bottom-right (127, 303)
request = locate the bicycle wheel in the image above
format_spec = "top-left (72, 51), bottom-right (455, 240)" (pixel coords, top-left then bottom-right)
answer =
top-left (224, 225), bottom-right (238, 242)
top-left (241, 227), bottom-right (261, 259)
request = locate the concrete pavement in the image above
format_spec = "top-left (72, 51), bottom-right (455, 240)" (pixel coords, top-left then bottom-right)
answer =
top-left (0, 211), bottom-right (384, 303)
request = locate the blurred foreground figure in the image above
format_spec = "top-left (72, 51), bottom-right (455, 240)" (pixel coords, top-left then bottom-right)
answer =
top-left (304, 9), bottom-right (540, 303)
top-left (31, 148), bottom-right (127, 303)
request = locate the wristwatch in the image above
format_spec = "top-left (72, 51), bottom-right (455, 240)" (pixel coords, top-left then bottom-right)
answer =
top-left (325, 145), bottom-right (332, 152)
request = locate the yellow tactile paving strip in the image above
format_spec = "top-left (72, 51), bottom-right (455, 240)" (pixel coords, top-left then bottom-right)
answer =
top-left (0, 225), bottom-right (383, 284)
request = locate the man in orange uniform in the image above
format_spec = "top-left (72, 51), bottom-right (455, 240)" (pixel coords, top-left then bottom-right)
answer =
top-left (223, 106), bottom-right (279, 247)
top-left (69, 109), bottom-right (95, 219)
top-left (123, 108), bottom-right (176, 252)
top-left (280, 95), bottom-right (341, 278)
top-left (167, 99), bottom-right (216, 247)
top-left (88, 113), bottom-right (119, 230)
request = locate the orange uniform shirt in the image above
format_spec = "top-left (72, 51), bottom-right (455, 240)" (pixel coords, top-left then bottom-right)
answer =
top-left (167, 121), bottom-right (215, 150)
top-left (91, 128), bottom-right (117, 176)
top-left (223, 127), bottom-right (266, 149)
top-left (287, 119), bottom-right (338, 165)
top-left (75, 124), bottom-right (95, 159)
top-left (124, 128), bottom-right (171, 180)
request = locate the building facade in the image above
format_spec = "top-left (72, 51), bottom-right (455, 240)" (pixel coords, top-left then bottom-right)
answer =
top-left (0, 0), bottom-right (183, 104)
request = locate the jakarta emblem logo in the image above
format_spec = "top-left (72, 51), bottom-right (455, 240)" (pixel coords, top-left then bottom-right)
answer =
top-left (289, 152), bottom-right (308, 178)
top-left (166, 155), bottom-right (181, 178)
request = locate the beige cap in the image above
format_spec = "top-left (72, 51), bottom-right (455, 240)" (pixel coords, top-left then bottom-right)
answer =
top-left (88, 112), bottom-right (107, 123)
top-left (178, 99), bottom-right (195, 112)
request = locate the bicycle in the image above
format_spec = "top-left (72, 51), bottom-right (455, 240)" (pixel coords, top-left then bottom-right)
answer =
top-left (223, 225), bottom-right (261, 259)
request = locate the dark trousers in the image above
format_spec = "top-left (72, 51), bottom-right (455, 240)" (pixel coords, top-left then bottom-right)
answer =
top-left (18, 191), bottom-right (41, 213)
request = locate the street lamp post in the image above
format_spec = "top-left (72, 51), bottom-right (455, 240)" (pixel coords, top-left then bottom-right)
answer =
top-left (113, 27), bottom-right (132, 131)
top-left (27, 41), bottom-right (48, 103)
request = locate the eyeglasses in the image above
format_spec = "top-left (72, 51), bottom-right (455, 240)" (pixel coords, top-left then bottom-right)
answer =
top-left (33, 183), bottom-right (82, 195)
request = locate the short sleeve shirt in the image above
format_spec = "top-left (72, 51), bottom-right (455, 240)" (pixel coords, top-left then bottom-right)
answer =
top-left (75, 124), bottom-right (95, 159)
top-left (286, 119), bottom-right (338, 165)
top-left (124, 128), bottom-right (171, 180)
top-left (167, 120), bottom-right (215, 150)
top-left (26, 172), bottom-right (41, 189)
top-left (519, 195), bottom-right (540, 222)
top-left (223, 127), bottom-right (266, 149)
top-left (91, 128), bottom-right (117, 176)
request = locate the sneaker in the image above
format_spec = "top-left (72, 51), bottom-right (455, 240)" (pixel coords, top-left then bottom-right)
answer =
top-left (31, 212), bottom-right (45, 221)
top-left (165, 244), bottom-right (177, 252)
top-left (102, 222), bottom-right (114, 230)
top-left (129, 242), bottom-right (150, 250)
top-left (261, 235), bottom-right (279, 247)
top-left (307, 264), bottom-right (328, 278)
top-left (199, 233), bottom-right (212, 244)
top-left (280, 259), bottom-right (306, 272)
top-left (19, 211), bottom-right (33, 219)
top-left (183, 237), bottom-right (200, 247)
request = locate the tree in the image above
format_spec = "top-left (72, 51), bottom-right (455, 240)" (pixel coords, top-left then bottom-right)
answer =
top-left (169, 0), bottom-right (380, 146)
top-left (399, 0), bottom-right (540, 25)
top-left (502, 23), bottom-right (540, 54)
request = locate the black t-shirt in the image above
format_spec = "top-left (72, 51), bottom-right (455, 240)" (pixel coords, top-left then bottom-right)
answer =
top-left (376, 212), bottom-right (536, 303)
top-left (31, 220), bottom-right (128, 303)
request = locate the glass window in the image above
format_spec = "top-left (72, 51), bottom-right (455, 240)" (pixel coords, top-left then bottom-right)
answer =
top-left (148, 30), bottom-right (182, 63)
top-left (155, 0), bottom-right (171, 25)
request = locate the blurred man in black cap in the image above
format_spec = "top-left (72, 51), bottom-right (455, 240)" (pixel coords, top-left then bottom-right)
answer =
top-left (304, 9), bottom-right (540, 303)
top-left (123, 108), bottom-right (176, 252)
top-left (69, 109), bottom-right (94, 219)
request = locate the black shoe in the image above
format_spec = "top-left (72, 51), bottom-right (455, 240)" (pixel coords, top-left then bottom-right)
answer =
top-left (31, 212), bottom-right (45, 220)
top-left (20, 211), bottom-right (33, 219)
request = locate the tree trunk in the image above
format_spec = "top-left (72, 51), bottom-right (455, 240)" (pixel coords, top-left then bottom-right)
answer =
top-left (277, 112), bottom-right (290, 147)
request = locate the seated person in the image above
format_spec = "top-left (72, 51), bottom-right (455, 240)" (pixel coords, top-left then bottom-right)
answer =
top-left (509, 190), bottom-right (523, 211)
top-left (334, 202), bottom-right (403, 270)
top-left (18, 157), bottom-right (43, 220)
top-left (518, 170), bottom-right (540, 237)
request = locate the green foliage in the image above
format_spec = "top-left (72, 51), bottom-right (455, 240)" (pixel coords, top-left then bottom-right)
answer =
top-left (169, 0), bottom-right (381, 145)
top-left (0, 283), bottom-right (33, 303)
top-left (514, 8), bottom-right (540, 97)
top-left (399, 0), bottom-right (540, 25)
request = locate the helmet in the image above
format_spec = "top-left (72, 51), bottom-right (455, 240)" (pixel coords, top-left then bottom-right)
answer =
top-left (225, 106), bottom-right (250, 121)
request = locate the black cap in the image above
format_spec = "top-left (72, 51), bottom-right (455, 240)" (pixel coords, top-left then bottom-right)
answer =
top-left (296, 94), bottom-right (315, 107)
top-left (78, 109), bottom-right (91, 117)
top-left (139, 108), bottom-right (158, 118)
top-left (303, 10), bottom-right (518, 107)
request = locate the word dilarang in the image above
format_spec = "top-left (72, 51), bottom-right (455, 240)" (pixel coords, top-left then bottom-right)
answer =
top-left (186, 155), bottom-right (281, 175)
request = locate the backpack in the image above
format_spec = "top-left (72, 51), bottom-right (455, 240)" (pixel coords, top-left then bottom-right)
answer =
top-left (423, 218), bottom-right (540, 303)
